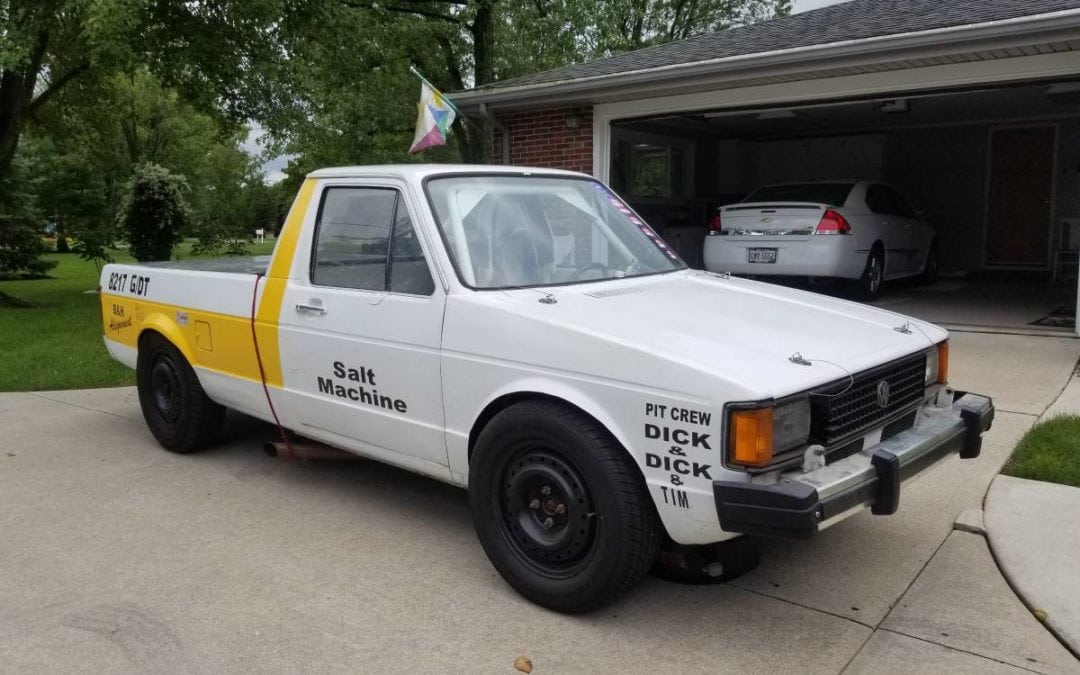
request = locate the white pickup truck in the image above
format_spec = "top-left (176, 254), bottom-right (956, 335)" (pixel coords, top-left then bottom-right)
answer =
top-left (100, 165), bottom-right (994, 613)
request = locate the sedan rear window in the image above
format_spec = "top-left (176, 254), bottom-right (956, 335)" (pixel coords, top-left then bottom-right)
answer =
top-left (744, 183), bottom-right (855, 207)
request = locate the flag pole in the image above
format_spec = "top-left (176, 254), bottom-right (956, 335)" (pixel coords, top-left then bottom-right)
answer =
top-left (408, 65), bottom-right (462, 116)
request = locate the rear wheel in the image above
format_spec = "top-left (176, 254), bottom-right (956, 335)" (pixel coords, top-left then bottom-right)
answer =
top-left (136, 333), bottom-right (225, 453)
top-left (468, 400), bottom-right (661, 613)
top-left (854, 249), bottom-right (884, 301)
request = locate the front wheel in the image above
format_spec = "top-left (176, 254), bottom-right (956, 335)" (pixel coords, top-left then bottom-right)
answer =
top-left (136, 333), bottom-right (225, 453)
top-left (468, 401), bottom-right (662, 613)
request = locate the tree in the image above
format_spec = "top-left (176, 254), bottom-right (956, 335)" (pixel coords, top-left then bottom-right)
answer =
top-left (115, 163), bottom-right (190, 262)
top-left (0, 0), bottom-right (312, 275)
top-left (0, 0), bottom-right (310, 182)
top-left (20, 68), bottom-right (266, 262)
top-left (258, 0), bottom-right (791, 169)
top-left (0, 166), bottom-right (54, 278)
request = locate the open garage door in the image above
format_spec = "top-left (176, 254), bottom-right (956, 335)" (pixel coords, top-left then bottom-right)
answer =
top-left (607, 82), bottom-right (1080, 335)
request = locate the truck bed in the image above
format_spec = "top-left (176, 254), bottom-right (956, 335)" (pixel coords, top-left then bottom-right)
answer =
top-left (137, 255), bottom-right (271, 275)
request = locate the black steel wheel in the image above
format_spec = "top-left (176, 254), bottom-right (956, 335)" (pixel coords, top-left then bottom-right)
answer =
top-left (499, 447), bottom-right (597, 576)
top-left (469, 400), bottom-right (661, 613)
top-left (136, 332), bottom-right (225, 453)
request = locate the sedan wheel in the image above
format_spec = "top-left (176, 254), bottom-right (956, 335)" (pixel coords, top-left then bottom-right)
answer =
top-left (854, 251), bottom-right (884, 301)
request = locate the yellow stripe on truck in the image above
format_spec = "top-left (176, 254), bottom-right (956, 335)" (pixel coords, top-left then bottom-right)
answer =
top-left (254, 178), bottom-right (316, 387)
top-left (101, 296), bottom-right (266, 382)
top-left (100, 178), bottom-right (318, 387)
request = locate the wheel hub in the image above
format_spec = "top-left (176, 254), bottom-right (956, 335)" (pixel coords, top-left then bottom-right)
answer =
top-left (150, 357), bottom-right (182, 423)
top-left (501, 450), bottom-right (595, 571)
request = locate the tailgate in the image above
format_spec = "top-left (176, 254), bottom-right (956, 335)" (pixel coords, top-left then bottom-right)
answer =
top-left (719, 203), bottom-right (826, 241)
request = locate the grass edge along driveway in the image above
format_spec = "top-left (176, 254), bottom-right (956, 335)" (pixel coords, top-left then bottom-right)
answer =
top-left (1003, 414), bottom-right (1080, 488)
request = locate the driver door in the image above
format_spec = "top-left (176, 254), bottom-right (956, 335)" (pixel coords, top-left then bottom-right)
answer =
top-left (277, 181), bottom-right (449, 472)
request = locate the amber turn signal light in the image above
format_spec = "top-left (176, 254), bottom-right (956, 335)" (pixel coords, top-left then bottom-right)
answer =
top-left (729, 407), bottom-right (774, 467)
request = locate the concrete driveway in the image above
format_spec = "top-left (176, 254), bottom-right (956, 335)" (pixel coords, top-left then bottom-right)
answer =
top-left (2, 332), bottom-right (1079, 673)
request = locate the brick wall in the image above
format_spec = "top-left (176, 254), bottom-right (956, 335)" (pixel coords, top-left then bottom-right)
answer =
top-left (492, 106), bottom-right (593, 174)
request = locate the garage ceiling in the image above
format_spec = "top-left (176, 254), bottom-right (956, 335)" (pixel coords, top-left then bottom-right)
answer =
top-left (620, 82), bottom-right (1080, 139)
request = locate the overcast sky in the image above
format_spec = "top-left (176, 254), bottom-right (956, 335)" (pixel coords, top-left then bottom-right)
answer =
top-left (792, 0), bottom-right (848, 13)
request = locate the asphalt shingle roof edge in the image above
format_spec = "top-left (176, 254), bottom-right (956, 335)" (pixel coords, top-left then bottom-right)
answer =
top-left (454, 0), bottom-right (1080, 99)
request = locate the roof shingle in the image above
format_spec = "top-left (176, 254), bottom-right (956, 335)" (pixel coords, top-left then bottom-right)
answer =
top-left (470, 0), bottom-right (1080, 92)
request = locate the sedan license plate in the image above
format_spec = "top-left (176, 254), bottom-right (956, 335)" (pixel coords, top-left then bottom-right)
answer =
top-left (748, 248), bottom-right (777, 264)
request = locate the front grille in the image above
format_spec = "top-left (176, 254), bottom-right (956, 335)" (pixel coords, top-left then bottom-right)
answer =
top-left (881, 410), bottom-right (917, 441)
top-left (826, 438), bottom-right (864, 465)
top-left (810, 353), bottom-right (926, 445)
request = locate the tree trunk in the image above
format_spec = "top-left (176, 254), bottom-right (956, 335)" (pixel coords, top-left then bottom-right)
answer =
top-left (55, 220), bottom-right (70, 253)
top-left (0, 72), bottom-right (29, 181)
top-left (466, 0), bottom-right (496, 163)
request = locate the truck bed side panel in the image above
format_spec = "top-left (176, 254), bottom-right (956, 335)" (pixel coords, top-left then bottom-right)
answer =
top-left (100, 265), bottom-right (265, 388)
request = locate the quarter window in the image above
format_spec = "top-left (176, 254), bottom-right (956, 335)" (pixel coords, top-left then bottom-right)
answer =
top-left (885, 187), bottom-right (916, 219)
top-left (866, 185), bottom-right (898, 216)
top-left (312, 187), bottom-right (434, 295)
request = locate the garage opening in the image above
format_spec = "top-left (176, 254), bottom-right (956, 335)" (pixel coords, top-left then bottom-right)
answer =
top-left (608, 81), bottom-right (1080, 334)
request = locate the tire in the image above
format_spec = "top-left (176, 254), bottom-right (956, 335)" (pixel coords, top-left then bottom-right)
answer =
top-left (468, 400), bottom-right (662, 613)
top-left (854, 249), bottom-right (885, 301)
top-left (920, 241), bottom-right (939, 285)
top-left (136, 332), bottom-right (225, 453)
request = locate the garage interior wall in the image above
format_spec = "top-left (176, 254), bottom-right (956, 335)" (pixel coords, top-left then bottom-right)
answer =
top-left (614, 116), bottom-right (1080, 275)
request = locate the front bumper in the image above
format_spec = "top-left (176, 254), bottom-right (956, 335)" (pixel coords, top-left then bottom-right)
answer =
top-left (713, 392), bottom-right (995, 539)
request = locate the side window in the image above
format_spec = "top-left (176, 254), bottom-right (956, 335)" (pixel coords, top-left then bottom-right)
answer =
top-left (866, 185), bottom-right (897, 216)
top-left (313, 188), bottom-right (395, 290)
top-left (886, 187), bottom-right (916, 218)
top-left (388, 203), bottom-right (435, 295)
top-left (312, 187), bottom-right (434, 295)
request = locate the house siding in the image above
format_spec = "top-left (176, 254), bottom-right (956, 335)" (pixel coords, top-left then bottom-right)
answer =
top-left (494, 106), bottom-right (593, 174)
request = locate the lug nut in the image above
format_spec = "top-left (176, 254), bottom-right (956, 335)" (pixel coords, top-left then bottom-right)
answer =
top-left (540, 485), bottom-right (551, 496)
top-left (554, 504), bottom-right (566, 514)
top-left (528, 499), bottom-right (540, 510)
top-left (542, 517), bottom-right (554, 529)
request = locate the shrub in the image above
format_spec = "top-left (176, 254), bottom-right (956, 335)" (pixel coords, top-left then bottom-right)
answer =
top-left (115, 164), bottom-right (191, 262)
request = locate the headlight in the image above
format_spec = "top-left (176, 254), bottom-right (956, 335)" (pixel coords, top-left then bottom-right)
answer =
top-left (925, 341), bottom-right (949, 385)
top-left (729, 397), bottom-right (811, 468)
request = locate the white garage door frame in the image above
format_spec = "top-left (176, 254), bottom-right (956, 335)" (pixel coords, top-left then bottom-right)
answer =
top-left (592, 51), bottom-right (1080, 336)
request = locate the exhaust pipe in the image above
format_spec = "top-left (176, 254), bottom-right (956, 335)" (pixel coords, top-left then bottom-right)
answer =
top-left (263, 441), bottom-right (361, 461)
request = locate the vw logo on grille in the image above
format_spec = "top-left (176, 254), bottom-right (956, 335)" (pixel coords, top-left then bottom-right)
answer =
top-left (875, 380), bottom-right (891, 408)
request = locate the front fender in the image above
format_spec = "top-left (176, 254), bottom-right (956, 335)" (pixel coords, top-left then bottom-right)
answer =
top-left (453, 374), bottom-right (736, 546)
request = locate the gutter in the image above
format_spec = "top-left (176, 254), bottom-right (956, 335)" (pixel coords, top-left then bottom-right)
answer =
top-left (451, 7), bottom-right (1080, 110)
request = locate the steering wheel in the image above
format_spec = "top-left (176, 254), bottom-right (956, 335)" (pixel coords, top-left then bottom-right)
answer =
top-left (569, 262), bottom-right (609, 281)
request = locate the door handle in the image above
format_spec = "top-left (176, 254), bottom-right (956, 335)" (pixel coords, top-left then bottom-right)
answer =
top-left (295, 302), bottom-right (327, 315)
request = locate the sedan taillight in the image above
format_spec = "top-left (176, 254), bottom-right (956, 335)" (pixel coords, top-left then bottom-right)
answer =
top-left (708, 213), bottom-right (723, 233)
top-left (815, 209), bottom-right (852, 235)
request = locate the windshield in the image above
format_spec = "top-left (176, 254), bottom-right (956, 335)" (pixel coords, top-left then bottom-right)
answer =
top-left (425, 175), bottom-right (684, 289)
top-left (744, 183), bottom-right (855, 207)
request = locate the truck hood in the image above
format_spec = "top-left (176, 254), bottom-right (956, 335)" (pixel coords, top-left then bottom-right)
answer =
top-left (500, 270), bottom-right (947, 398)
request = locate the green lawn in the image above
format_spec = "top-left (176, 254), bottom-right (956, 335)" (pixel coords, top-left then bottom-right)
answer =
top-left (0, 241), bottom-right (276, 392)
top-left (1003, 414), bottom-right (1080, 488)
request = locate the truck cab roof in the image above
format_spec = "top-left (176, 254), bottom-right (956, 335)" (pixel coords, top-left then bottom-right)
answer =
top-left (306, 164), bottom-right (590, 181)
